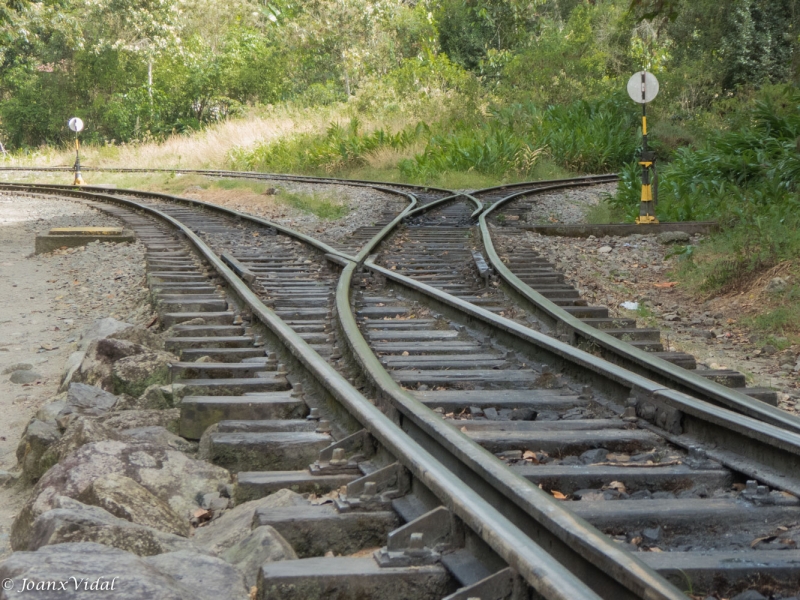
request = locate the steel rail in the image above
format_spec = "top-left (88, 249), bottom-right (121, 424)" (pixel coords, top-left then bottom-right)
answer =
top-left (6, 184), bottom-right (607, 600)
top-left (476, 182), bottom-right (800, 434)
top-left (361, 257), bottom-right (800, 496)
top-left (336, 260), bottom-right (685, 600)
top-left (0, 165), bottom-right (455, 202)
top-left (0, 181), bottom-right (417, 263)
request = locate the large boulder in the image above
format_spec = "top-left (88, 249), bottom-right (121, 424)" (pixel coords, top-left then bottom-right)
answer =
top-left (144, 551), bottom-right (248, 600)
top-left (31, 417), bottom-right (122, 482)
top-left (109, 324), bottom-right (165, 352)
top-left (59, 383), bottom-right (122, 419)
top-left (71, 338), bottom-right (149, 391)
top-left (15, 420), bottom-right (61, 482)
top-left (193, 488), bottom-right (307, 555)
top-left (11, 440), bottom-right (230, 550)
top-left (221, 526), bottom-right (295, 587)
top-left (98, 409), bottom-right (181, 433)
top-left (78, 317), bottom-right (134, 350)
top-left (121, 426), bottom-right (196, 454)
top-left (111, 350), bottom-right (176, 397)
top-left (193, 489), bottom-right (300, 585)
top-left (0, 542), bottom-right (249, 600)
top-left (135, 384), bottom-right (185, 410)
top-left (76, 473), bottom-right (190, 537)
top-left (61, 318), bottom-right (164, 391)
top-left (26, 497), bottom-right (196, 556)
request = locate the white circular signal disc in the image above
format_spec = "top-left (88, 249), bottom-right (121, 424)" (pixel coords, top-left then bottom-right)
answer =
top-left (627, 71), bottom-right (659, 104)
top-left (68, 117), bottom-right (84, 133)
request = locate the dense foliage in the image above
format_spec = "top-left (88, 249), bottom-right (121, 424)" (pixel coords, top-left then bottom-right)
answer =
top-left (0, 0), bottom-right (796, 152)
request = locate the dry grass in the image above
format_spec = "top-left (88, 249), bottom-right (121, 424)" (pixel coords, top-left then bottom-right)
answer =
top-left (363, 141), bottom-right (425, 171)
top-left (5, 105), bottom-right (342, 170)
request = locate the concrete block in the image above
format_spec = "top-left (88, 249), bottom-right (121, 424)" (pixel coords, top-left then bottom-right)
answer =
top-left (181, 393), bottom-right (307, 439)
top-left (35, 229), bottom-right (135, 254)
top-left (209, 431), bottom-right (330, 472)
top-left (258, 557), bottom-right (453, 600)
top-left (253, 505), bottom-right (398, 557)
top-left (235, 471), bottom-right (358, 504)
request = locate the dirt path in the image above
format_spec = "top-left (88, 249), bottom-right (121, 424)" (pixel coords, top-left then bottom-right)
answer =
top-left (0, 194), bottom-right (152, 558)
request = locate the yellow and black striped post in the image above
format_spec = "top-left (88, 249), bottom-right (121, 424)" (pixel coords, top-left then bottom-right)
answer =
top-left (635, 75), bottom-right (657, 224)
top-left (73, 136), bottom-right (85, 186)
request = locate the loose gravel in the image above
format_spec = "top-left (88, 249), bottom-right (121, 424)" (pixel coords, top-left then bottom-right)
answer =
top-left (515, 185), bottom-right (799, 412)
top-left (180, 178), bottom-right (407, 247)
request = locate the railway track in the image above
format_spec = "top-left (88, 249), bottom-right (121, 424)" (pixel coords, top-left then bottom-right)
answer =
top-left (2, 172), bottom-right (800, 599)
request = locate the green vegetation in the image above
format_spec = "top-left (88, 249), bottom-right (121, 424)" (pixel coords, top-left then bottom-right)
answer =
top-left (276, 189), bottom-right (350, 220)
top-left (1, 0), bottom-right (799, 332)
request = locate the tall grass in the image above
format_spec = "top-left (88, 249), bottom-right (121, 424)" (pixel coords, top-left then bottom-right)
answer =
top-left (232, 96), bottom-right (637, 184)
top-left (400, 97), bottom-right (637, 181)
top-left (231, 118), bottom-right (427, 174)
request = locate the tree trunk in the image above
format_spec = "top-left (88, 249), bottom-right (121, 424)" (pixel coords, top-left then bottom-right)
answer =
top-left (148, 61), bottom-right (154, 114)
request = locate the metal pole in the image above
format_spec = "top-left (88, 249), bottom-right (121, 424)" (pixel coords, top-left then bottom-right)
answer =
top-left (636, 73), bottom-right (657, 224)
top-left (73, 133), bottom-right (84, 186)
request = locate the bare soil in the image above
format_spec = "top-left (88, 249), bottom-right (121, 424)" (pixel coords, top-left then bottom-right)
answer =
top-left (0, 194), bottom-right (153, 558)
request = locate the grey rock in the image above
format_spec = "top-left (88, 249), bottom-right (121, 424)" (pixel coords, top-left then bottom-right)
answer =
top-left (58, 350), bottom-right (86, 392)
top-left (193, 488), bottom-right (306, 556)
top-left (144, 551), bottom-right (249, 600)
top-left (76, 473), bottom-right (189, 537)
top-left (108, 325), bottom-right (164, 352)
top-left (61, 383), bottom-right (121, 418)
top-left (15, 420), bottom-right (61, 482)
top-left (34, 417), bottom-right (122, 481)
top-left (731, 591), bottom-right (767, 600)
top-left (35, 399), bottom-right (66, 424)
top-left (642, 526), bottom-right (661, 543)
top-left (71, 338), bottom-right (150, 391)
top-left (580, 448), bottom-right (609, 464)
top-left (111, 350), bottom-right (177, 397)
top-left (690, 329), bottom-right (715, 339)
top-left (629, 490), bottom-right (652, 500)
top-left (27, 498), bottom-right (197, 556)
top-left (200, 492), bottom-right (229, 512)
top-left (573, 489), bottom-right (604, 501)
top-left (9, 370), bottom-right (42, 384)
top-left (78, 317), bottom-right (133, 350)
top-left (2, 362), bottom-right (32, 374)
top-left (221, 526), bottom-right (295, 588)
top-left (509, 407), bottom-right (537, 421)
top-left (0, 542), bottom-right (196, 599)
top-left (11, 440), bottom-right (230, 550)
top-left (99, 409), bottom-right (181, 433)
top-left (121, 426), bottom-right (196, 453)
top-left (137, 384), bottom-right (170, 410)
top-left (761, 345), bottom-right (778, 356)
top-left (658, 231), bottom-right (691, 244)
top-left (598, 245), bottom-right (613, 253)
top-left (765, 277), bottom-right (788, 294)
